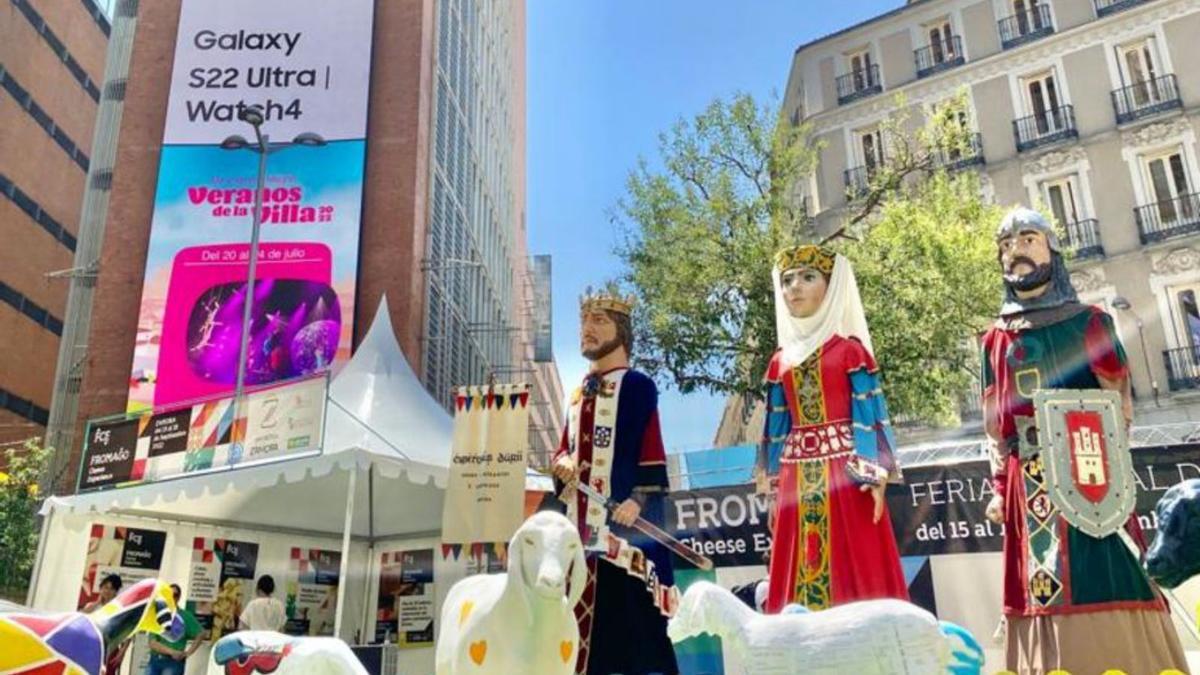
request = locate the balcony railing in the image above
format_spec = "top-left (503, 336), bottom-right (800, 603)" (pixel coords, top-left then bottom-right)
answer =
top-left (844, 165), bottom-right (875, 198)
top-left (1012, 105), bottom-right (1078, 153)
top-left (999, 4), bottom-right (1054, 49)
top-left (1135, 192), bottom-right (1200, 244)
top-left (915, 36), bottom-right (965, 79)
top-left (1112, 74), bottom-right (1182, 125)
top-left (836, 64), bottom-right (882, 106)
top-left (1095, 0), bottom-right (1151, 18)
top-left (1062, 218), bottom-right (1105, 260)
top-left (1164, 346), bottom-right (1200, 392)
top-left (935, 132), bottom-right (985, 170)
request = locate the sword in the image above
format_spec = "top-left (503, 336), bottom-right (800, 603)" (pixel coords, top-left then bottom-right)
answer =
top-left (544, 465), bottom-right (714, 571)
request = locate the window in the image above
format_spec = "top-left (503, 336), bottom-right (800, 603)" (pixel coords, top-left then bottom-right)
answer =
top-left (1021, 70), bottom-right (1063, 133)
top-left (1174, 287), bottom-right (1200, 349)
top-left (925, 18), bottom-right (955, 64)
top-left (1042, 175), bottom-right (1082, 227)
top-left (1116, 37), bottom-right (1162, 106)
top-left (848, 48), bottom-right (875, 91)
top-left (855, 127), bottom-right (885, 173)
top-left (1141, 149), bottom-right (1193, 220)
top-left (1013, 0), bottom-right (1047, 34)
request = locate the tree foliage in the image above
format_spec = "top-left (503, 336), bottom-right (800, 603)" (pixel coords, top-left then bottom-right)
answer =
top-left (0, 440), bottom-right (52, 602)
top-left (617, 91), bottom-right (1004, 424)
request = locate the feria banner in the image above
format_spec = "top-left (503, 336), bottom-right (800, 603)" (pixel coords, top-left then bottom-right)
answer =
top-left (128, 0), bottom-right (375, 412)
top-left (442, 384), bottom-right (531, 544)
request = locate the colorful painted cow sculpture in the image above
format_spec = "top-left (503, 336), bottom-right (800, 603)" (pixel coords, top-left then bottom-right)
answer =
top-left (0, 578), bottom-right (183, 675)
top-left (1146, 478), bottom-right (1200, 589)
top-left (212, 632), bottom-right (368, 675)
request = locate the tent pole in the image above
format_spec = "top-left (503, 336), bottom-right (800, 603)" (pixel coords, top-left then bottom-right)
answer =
top-left (25, 500), bottom-right (55, 606)
top-left (334, 467), bottom-right (357, 639)
top-left (359, 465), bottom-right (375, 644)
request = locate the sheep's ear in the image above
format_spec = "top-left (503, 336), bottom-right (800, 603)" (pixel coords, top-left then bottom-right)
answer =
top-left (507, 528), bottom-right (527, 586)
top-left (566, 537), bottom-right (587, 608)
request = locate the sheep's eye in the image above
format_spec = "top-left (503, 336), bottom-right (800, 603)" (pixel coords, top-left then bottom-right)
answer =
top-left (523, 536), bottom-right (535, 546)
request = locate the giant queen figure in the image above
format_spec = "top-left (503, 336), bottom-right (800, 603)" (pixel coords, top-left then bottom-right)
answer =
top-left (754, 245), bottom-right (908, 614)
top-left (981, 207), bottom-right (1186, 671)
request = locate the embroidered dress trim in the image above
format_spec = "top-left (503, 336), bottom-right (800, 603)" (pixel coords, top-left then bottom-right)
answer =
top-left (794, 461), bottom-right (832, 609)
top-left (598, 531), bottom-right (681, 618)
top-left (565, 369), bottom-right (627, 548)
top-left (781, 421), bottom-right (853, 463)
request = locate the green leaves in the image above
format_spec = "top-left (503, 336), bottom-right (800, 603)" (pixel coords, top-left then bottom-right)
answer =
top-left (0, 440), bottom-right (52, 601)
top-left (616, 91), bottom-right (1003, 427)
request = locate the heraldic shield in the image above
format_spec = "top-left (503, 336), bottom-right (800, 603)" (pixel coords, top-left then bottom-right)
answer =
top-left (1032, 389), bottom-right (1136, 539)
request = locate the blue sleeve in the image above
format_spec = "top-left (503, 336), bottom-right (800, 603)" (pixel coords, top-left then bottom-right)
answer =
top-left (756, 382), bottom-right (791, 480)
top-left (850, 368), bottom-right (899, 481)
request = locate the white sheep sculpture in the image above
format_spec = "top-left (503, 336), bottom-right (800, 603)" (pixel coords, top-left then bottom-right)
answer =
top-left (435, 511), bottom-right (587, 675)
top-left (668, 581), bottom-right (984, 675)
top-left (211, 632), bottom-right (369, 675)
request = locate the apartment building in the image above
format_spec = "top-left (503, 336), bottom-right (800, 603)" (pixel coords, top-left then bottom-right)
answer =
top-left (779, 0), bottom-right (1200, 433)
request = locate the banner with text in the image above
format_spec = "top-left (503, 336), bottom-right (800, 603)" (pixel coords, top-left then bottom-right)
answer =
top-left (663, 444), bottom-right (1200, 566)
top-left (375, 549), bottom-right (435, 648)
top-left (442, 384), bottom-right (531, 545)
top-left (80, 375), bottom-right (326, 493)
top-left (187, 537), bottom-right (260, 639)
top-left (77, 525), bottom-right (167, 609)
top-left (129, 0), bottom-right (375, 412)
top-left (284, 547), bottom-right (341, 636)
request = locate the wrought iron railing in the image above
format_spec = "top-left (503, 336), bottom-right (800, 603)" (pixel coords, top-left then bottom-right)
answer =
top-left (1012, 105), bottom-right (1078, 152)
top-left (836, 64), bottom-right (882, 106)
top-left (1112, 74), bottom-right (1182, 125)
top-left (1164, 346), bottom-right (1200, 392)
top-left (915, 36), bottom-right (965, 79)
top-left (935, 132), bottom-right (985, 170)
top-left (1095, 0), bottom-right (1151, 18)
top-left (1062, 218), bottom-right (1105, 260)
top-left (1135, 192), bottom-right (1200, 243)
top-left (998, 4), bottom-right (1054, 49)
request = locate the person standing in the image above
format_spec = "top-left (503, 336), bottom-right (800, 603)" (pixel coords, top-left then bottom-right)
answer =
top-left (753, 245), bottom-right (908, 614)
top-left (84, 574), bottom-right (132, 675)
top-left (239, 575), bottom-right (287, 632)
top-left (146, 584), bottom-right (204, 675)
top-left (551, 286), bottom-right (678, 675)
top-left (981, 207), bottom-right (1186, 672)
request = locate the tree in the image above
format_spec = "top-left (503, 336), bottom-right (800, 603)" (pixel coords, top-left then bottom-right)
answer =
top-left (616, 91), bottom-right (1004, 424)
top-left (0, 440), bottom-right (52, 602)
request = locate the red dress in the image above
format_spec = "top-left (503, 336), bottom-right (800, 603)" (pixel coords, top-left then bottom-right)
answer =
top-left (757, 336), bottom-right (908, 613)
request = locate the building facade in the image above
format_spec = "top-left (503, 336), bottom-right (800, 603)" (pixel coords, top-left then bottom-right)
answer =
top-left (0, 1), bottom-right (110, 450)
top-left (774, 0), bottom-right (1200, 440)
top-left (44, 0), bottom-right (562, 490)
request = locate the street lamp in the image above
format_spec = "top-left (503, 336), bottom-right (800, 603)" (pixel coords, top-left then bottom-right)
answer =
top-left (1112, 296), bottom-right (1160, 407)
top-left (220, 104), bottom-right (326, 408)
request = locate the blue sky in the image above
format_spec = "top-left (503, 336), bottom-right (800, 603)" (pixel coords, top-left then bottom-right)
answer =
top-left (526, 1), bottom-right (897, 453)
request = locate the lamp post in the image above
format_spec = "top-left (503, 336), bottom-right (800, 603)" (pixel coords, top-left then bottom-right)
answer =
top-left (1112, 296), bottom-right (1160, 407)
top-left (220, 105), bottom-right (326, 408)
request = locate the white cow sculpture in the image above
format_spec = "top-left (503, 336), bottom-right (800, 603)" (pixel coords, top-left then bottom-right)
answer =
top-left (436, 511), bottom-right (587, 675)
top-left (211, 632), bottom-right (369, 675)
top-left (669, 581), bottom-right (984, 675)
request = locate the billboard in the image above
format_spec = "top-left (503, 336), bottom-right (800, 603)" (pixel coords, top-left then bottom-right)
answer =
top-left (80, 375), bottom-right (327, 493)
top-left (129, 0), bottom-right (375, 412)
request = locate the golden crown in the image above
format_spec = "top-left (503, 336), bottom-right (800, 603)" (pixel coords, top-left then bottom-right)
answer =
top-left (774, 244), bottom-right (836, 275)
top-left (579, 285), bottom-right (635, 316)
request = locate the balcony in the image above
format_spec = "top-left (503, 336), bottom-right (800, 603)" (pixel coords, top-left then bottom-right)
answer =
top-left (1012, 105), bottom-right (1078, 153)
top-left (935, 132), bottom-right (985, 170)
top-left (999, 4), bottom-right (1054, 50)
top-left (1164, 346), bottom-right (1200, 392)
top-left (1062, 218), bottom-right (1105, 261)
top-left (836, 64), bottom-right (882, 106)
top-left (1135, 192), bottom-right (1200, 244)
top-left (1112, 74), bottom-right (1182, 125)
top-left (915, 36), bottom-right (965, 79)
top-left (1095, 0), bottom-right (1152, 18)
top-left (844, 165), bottom-right (875, 198)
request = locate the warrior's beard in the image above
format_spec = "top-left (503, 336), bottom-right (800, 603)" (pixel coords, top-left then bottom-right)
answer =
top-left (1003, 257), bottom-right (1054, 292)
top-left (582, 336), bottom-right (623, 361)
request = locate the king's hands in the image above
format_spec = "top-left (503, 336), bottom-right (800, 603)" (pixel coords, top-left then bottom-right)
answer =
top-left (612, 498), bottom-right (641, 526)
top-left (859, 482), bottom-right (887, 524)
top-left (552, 455), bottom-right (578, 483)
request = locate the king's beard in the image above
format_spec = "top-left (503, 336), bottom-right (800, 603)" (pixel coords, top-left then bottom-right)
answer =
top-left (582, 336), bottom-right (623, 361)
top-left (1003, 258), bottom-right (1054, 293)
